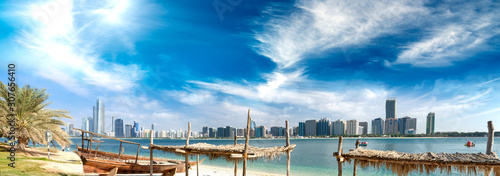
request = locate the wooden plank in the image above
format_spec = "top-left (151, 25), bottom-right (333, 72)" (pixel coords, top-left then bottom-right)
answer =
top-left (243, 109), bottom-right (251, 176)
top-left (95, 141), bottom-right (101, 157)
top-left (230, 154), bottom-right (257, 158)
top-left (136, 144), bottom-right (140, 164)
top-left (107, 167), bottom-right (118, 176)
top-left (89, 134), bottom-right (93, 154)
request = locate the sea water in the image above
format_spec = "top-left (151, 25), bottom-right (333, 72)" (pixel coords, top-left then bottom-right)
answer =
top-left (66, 137), bottom-right (500, 176)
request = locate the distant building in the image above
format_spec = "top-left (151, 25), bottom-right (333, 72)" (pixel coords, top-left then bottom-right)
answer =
top-left (386, 99), bottom-right (396, 119)
top-left (88, 117), bottom-right (94, 133)
top-left (237, 128), bottom-right (245, 137)
top-left (398, 116), bottom-right (411, 134)
top-left (217, 127), bottom-right (225, 138)
top-left (202, 126), bottom-right (209, 136)
top-left (317, 118), bottom-right (331, 136)
top-left (346, 120), bottom-right (359, 135)
top-left (69, 124), bottom-right (74, 136)
top-left (333, 119), bottom-right (346, 136)
top-left (132, 121), bottom-right (139, 137)
top-left (371, 118), bottom-right (384, 135)
top-left (298, 122), bottom-right (305, 136)
top-left (250, 121), bottom-right (256, 137)
top-left (406, 117), bottom-right (417, 134)
top-left (292, 126), bottom-right (298, 136)
top-left (125, 123), bottom-right (132, 138)
top-left (225, 126), bottom-right (235, 138)
top-left (209, 128), bottom-right (216, 138)
top-left (94, 99), bottom-right (105, 135)
top-left (255, 126), bottom-right (266, 138)
top-left (115, 118), bottom-right (124, 137)
top-left (359, 122), bottom-right (368, 135)
top-left (304, 120), bottom-right (318, 136)
top-left (385, 118), bottom-right (399, 135)
top-left (270, 126), bottom-right (280, 137)
top-left (152, 124), bottom-right (156, 131)
top-left (112, 116), bottom-right (116, 132)
top-left (426, 112), bottom-right (435, 135)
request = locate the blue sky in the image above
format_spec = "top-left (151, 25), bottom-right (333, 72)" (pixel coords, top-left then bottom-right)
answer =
top-left (1, 0), bottom-right (500, 133)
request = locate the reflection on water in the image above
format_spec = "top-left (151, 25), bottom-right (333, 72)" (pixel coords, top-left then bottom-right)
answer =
top-left (340, 158), bottom-right (500, 176)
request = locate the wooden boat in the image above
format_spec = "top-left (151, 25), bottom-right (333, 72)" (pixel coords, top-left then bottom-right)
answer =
top-left (77, 147), bottom-right (204, 174)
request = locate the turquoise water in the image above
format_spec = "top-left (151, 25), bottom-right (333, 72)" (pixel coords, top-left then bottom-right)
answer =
top-left (63, 137), bottom-right (500, 175)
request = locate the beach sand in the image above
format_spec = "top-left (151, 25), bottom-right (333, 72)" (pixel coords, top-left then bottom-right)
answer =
top-left (188, 165), bottom-right (283, 176)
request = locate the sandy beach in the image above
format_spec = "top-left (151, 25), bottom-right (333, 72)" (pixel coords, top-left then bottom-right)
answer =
top-left (188, 165), bottom-right (283, 176)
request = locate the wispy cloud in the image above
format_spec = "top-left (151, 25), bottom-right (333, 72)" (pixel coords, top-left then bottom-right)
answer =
top-left (254, 0), bottom-right (426, 68)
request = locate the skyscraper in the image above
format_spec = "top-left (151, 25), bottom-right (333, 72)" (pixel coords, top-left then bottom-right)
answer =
top-left (359, 122), bottom-right (368, 135)
top-left (115, 118), bottom-right (124, 137)
top-left (93, 99), bottom-right (105, 134)
top-left (304, 120), bottom-right (318, 136)
top-left (426, 112), bottom-right (435, 135)
top-left (386, 99), bottom-right (396, 119)
top-left (333, 119), bottom-right (346, 136)
top-left (92, 106), bottom-right (97, 133)
top-left (112, 116), bottom-right (116, 132)
top-left (270, 126), bottom-right (281, 137)
top-left (298, 122), bottom-right (305, 136)
top-left (346, 120), bottom-right (359, 135)
top-left (202, 126), bottom-right (209, 136)
top-left (82, 116), bottom-right (87, 131)
top-left (317, 118), bottom-right (331, 136)
top-left (152, 124), bottom-right (156, 131)
top-left (255, 126), bottom-right (266, 138)
top-left (217, 127), bottom-right (225, 138)
top-left (88, 117), bottom-right (94, 133)
top-left (406, 118), bottom-right (417, 134)
top-left (371, 118), bottom-right (384, 135)
top-left (125, 123), bottom-right (132, 138)
top-left (385, 118), bottom-right (399, 134)
top-left (398, 116), bottom-right (411, 134)
top-left (209, 128), bottom-right (216, 138)
top-left (132, 121), bottom-right (139, 137)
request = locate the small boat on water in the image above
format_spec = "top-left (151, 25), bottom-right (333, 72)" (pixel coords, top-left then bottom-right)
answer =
top-left (359, 141), bottom-right (368, 146)
top-left (464, 141), bottom-right (475, 147)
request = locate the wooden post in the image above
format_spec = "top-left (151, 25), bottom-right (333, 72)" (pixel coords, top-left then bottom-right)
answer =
top-left (243, 109), bottom-right (251, 176)
top-left (353, 159), bottom-right (357, 176)
top-left (150, 130), bottom-right (154, 176)
top-left (135, 144), bottom-right (140, 164)
top-left (234, 133), bottom-right (238, 176)
top-left (337, 161), bottom-right (342, 176)
top-left (487, 121), bottom-right (494, 155)
top-left (89, 134), bottom-right (93, 154)
top-left (286, 120), bottom-right (290, 176)
top-left (185, 122), bottom-right (191, 176)
top-left (197, 155), bottom-right (199, 176)
top-left (94, 141), bottom-right (101, 157)
top-left (355, 139), bottom-right (360, 149)
top-left (81, 132), bottom-right (84, 153)
top-left (337, 136), bottom-right (344, 162)
top-left (118, 142), bottom-right (122, 160)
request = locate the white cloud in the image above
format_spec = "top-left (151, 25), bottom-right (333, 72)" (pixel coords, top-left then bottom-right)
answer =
top-left (15, 0), bottom-right (146, 94)
top-left (164, 89), bottom-right (216, 105)
top-left (254, 0), bottom-right (426, 68)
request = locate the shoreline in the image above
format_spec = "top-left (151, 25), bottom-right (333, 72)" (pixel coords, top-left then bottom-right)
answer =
top-left (189, 165), bottom-right (283, 176)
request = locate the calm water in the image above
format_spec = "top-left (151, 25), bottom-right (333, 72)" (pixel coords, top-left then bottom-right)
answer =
top-left (61, 137), bottom-right (500, 175)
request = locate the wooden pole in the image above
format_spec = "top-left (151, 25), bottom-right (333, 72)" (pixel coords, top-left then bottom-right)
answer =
top-left (197, 155), bottom-right (199, 176)
top-left (353, 159), bottom-right (357, 176)
top-left (94, 141), bottom-right (100, 157)
top-left (337, 136), bottom-right (343, 162)
top-left (185, 122), bottom-right (191, 176)
top-left (337, 161), bottom-right (342, 176)
top-left (243, 109), bottom-right (251, 176)
top-left (135, 144), bottom-right (140, 164)
top-left (355, 139), bottom-right (360, 149)
top-left (234, 133), bottom-right (237, 176)
top-left (286, 120), bottom-right (290, 176)
top-left (118, 142), bottom-right (122, 160)
top-left (487, 121), bottom-right (494, 155)
top-left (150, 130), bottom-right (154, 176)
top-left (89, 134), bottom-right (93, 154)
top-left (81, 132), bottom-right (84, 153)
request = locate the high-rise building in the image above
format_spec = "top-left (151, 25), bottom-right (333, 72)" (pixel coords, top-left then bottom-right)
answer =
top-left (202, 126), bottom-right (209, 136)
top-left (132, 121), bottom-right (139, 137)
top-left (209, 128), bottom-right (216, 138)
top-left (317, 118), bottom-right (331, 136)
top-left (385, 118), bottom-right (399, 134)
top-left (237, 128), bottom-right (245, 137)
top-left (152, 124), bottom-right (156, 131)
top-left (346, 120), bottom-right (359, 135)
top-left (250, 121), bottom-right (256, 137)
top-left (304, 120), bottom-right (318, 136)
top-left (270, 126), bottom-right (280, 137)
top-left (371, 118), bottom-right (384, 135)
top-left (255, 126), bottom-right (266, 138)
top-left (93, 99), bottom-right (105, 134)
top-left (88, 117), bottom-right (94, 133)
top-left (82, 116), bottom-right (87, 132)
top-left (69, 124), bottom-right (74, 136)
top-left (111, 116), bottom-right (116, 132)
top-left (405, 118), bottom-right (417, 134)
top-left (217, 127), bottom-right (225, 138)
top-left (398, 116), bottom-right (411, 134)
top-left (292, 126), bottom-right (298, 136)
top-left (115, 119), bottom-right (124, 137)
top-left (298, 122), bottom-right (305, 136)
top-left (125, 123), bottom-right (132, 138)
top-left (333, 119), bottom-right (346, 136)
top-left (386, 99), bottom-right (396, 119)
top-left (225, 126), bottom-right (235, 138)
top-left (359, 122), bottom-right (368, 135)
top-left (426, 112), bottom-right (435, 135)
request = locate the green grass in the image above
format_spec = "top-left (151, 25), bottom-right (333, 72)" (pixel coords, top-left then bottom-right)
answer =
top-left (0, 146), bottom-right (80, 176)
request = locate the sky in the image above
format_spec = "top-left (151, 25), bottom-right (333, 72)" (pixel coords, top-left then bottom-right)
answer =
top-left (1, 0), bottom-right (499, 134)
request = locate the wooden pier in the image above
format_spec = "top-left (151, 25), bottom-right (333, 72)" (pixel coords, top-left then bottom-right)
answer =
top-left (334, 121), bottom-right (499, 176)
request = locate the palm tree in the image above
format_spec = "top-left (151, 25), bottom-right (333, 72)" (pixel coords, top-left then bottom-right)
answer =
top-left (0, 82), bottom-right (72, 150)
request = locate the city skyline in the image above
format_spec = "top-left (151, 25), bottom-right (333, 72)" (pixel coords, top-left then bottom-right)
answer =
top-left (1, 0), bottom-right (499, 133)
